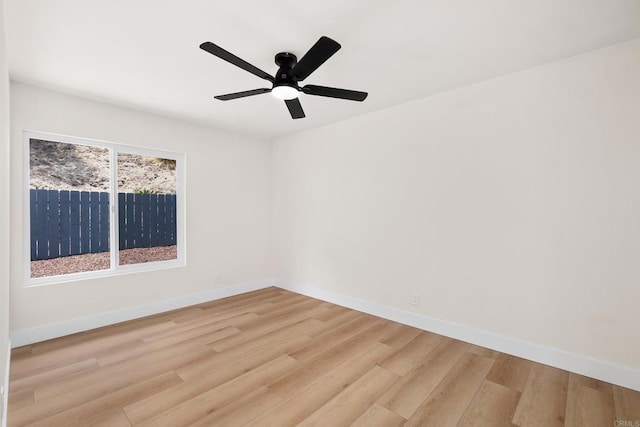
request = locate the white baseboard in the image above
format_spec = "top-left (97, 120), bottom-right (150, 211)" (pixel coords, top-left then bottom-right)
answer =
top-left (2, 341), bottom-right (9, 427)
top-left (10, 280), bottom-right (273, 348)
top-left (276, 281), bottom-right (640, 392)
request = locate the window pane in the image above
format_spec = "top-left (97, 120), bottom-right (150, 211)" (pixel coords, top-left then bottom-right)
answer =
top-left (29, 139), bottom-right (111, 278)
top-left (117, 153), bottom-right (177, 266)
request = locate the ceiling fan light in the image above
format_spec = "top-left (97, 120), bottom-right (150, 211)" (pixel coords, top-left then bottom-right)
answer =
top-left (271, 85), bottom-right (299, 100)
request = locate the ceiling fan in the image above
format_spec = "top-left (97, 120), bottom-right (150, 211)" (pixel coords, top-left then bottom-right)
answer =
top-left (199, 36), bottom-right (368, 119)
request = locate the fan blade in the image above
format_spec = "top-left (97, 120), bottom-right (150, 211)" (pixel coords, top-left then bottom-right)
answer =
top-left (200, 42), bottom-right (274, 83)
top-left (285, 98), bottom-right (305, 119)
top-left (302, 85), bottom-right (368, 101)
top-left (214, 88), bottom-right (271, 101)
top-left (291, 36), bottom-right (341, 82)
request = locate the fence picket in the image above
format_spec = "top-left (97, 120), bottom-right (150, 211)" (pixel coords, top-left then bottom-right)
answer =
top-left (157, 195), bottom-right (167, 246)
top-left (48, 191), bottom-right (61, 258)
top-left (30, 190), bottom-right (37, 260)
top-left (125, 192), bottom-right (134, 250)
top-left (89, 192), bottom-right (100, 253)
top-left (167, 195), bottom-right (176, 245)
top-left (134, 193), bottom-right (143, 248)
top-left (70, 191), bottom-right (81, 255)
top-left (59, 191), bottom-right (71, 257)
top-left (149, 194), bottom-right (158, 247)
top-left (34, 189), bottom-right (49, 259)
top-left (80, 191), bottom-right (90, 255)
top-left (140, 193), bottom-right (150, 248)
top-left (99, 192), bottom-right (110, 252)
top-left (118, 193), bottom-right (126, 251)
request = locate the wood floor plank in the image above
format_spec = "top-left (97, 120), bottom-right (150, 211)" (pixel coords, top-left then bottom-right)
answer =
top-left (33, 345), bottom-right (211, 404)
top-left (176, 318), bottom-right (316, 381)
top-left (612, 385), bottom-right (640, 423)
top-left (195, 287), bottom-right (286, 311)
top-left (380, 324), bottom-right (423, 349)
top-left (9, 345), bottom-right (32, 360)
top-left (404, 351), bottom-right (495, 426)
top-left (208, 300), bottom-right (329, 352)
top-left (132, 355), bottom-right (298, 426)
top-left (10, 369), bottom-right (178, 425)
top-left (196, 293), bottom-right (302, 321)
top-left (380, 331), bottom-right (443, 376)
top-left (486, 353), bottom-right (532, 392)
top-left (181, 292), bottom-right (300, 321)
top-left (6, 389), bottom-right (34, 413)
top-left (8, 357), bottom-right (99, 394)
top-left (351, 403), bottom-right (407, 427)
top-left (25, 371), bottom-right (182, 427)
top-left (564, 373), bottom-right (616, 427)
top-left (188, 386), bottom-right (283, 427)
top-left (126, 334), bottom-right (308, 424)
top-left (267, 323), bottom-right (395, 398)
top-left (512, 363), bottom-right (569, 427)
top-left (571, 375), bottom-right (613, 395)
top-left (182, 289), bottom-right (292, 320)
top-left (305, 308), bottom-right (364, 338)
top-left (93, 409), bottom-right (132, 427)
top-left (140, 311), bottom-right (255, 343)
top-left (288, 313), bottom-right (384, 362)
top-left (194, 287), bottom-right (282, 309)
top-left (97, 325), bottom-right (240, 366)
top-left (298, 365), bottom-right (399, 426)
top-left (467, 343), bottom-right (501, 359)
top-left (377, 337), bottom-right (470, 418)
top-left (10, 334), bottom-right (142, 380)
top-left (27, 318), bottom-right (174, 357)
top-left (247, 342), bottom-right (395, 426)
top-left (458, 380), bottom-right (520, 427)
top-left (213, 295), bottom-right (319, 331)
top-left (161, 307), bottom-right (205, 323)
top-left (311, 304), bottom-right (353, 322)
top-left (8, 289), bottom-right (640, 427)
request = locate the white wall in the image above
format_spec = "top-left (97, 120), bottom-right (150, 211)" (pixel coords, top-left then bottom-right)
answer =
top-left (0, 0), bottom-right (11, 422)
top-left (272, 39), bottom-right (640, 375)
top-left (9, 82), bottom-right (272, 340)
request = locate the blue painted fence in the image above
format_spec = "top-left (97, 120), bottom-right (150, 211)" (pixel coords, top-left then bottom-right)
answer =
top-left (30, 189), bottom-right (177, 261)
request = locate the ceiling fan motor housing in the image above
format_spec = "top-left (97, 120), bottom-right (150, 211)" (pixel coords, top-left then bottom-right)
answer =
top-left (274, 52), bottom-right (300, 91)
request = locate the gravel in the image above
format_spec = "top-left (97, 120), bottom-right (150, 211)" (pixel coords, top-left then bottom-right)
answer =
top-left (30, 246), bottom-right (178, 278)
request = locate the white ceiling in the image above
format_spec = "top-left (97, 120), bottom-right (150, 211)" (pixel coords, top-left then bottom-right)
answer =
top-left (6, 0), bottom-right (640, 140)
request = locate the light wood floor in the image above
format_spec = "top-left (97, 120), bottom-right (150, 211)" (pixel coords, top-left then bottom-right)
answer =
top-left (8, 287), bottom-right (640, 426)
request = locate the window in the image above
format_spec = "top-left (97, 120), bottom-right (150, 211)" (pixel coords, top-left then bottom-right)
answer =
top-left (25, 131), bottom-right (184, 285)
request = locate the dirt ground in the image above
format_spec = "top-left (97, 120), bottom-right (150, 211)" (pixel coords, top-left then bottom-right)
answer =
top-left (30, 245), bottom-right (178, 278)
top-left (30, 139), bottom-right (177, 194)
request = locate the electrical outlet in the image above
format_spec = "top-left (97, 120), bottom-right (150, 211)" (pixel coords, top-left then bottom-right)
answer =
top-left (411, 293), bottom-right (420, 306)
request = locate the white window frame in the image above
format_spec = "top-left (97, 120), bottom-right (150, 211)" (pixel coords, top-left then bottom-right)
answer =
top-left (23, 130), bottom-right (186, 286)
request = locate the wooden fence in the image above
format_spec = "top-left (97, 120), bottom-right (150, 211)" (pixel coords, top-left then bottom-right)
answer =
top-left (30, 189), bottom-right (177, 261)
top-left (118, 192), bottom-right (177, 251)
